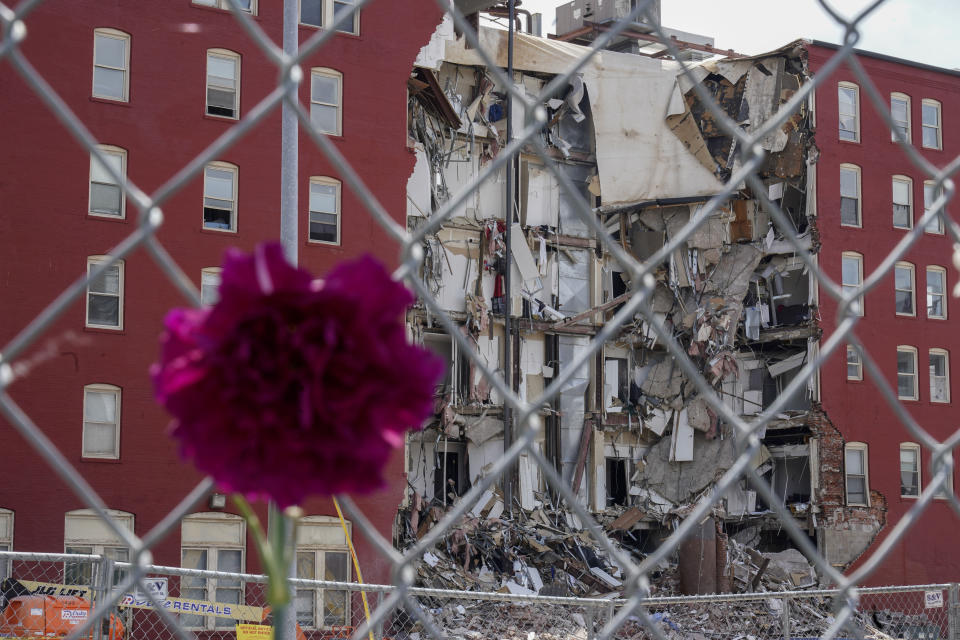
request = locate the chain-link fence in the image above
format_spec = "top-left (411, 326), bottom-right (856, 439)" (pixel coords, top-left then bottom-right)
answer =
top-left (2, 553), bottom-right (956, 640)
top-left (3, 1), bottom-right (960, 640)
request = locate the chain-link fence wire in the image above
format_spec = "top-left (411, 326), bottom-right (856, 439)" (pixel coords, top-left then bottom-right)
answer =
top-left (2, 0), bottom-right (960, 640)
top-left (1, 554), bottom-right (955, 640)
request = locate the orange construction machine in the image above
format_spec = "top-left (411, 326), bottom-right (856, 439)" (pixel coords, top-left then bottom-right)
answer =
top-left (0, 594), bottom-right (124, 640)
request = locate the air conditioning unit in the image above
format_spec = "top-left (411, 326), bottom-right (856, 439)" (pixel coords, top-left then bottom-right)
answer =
top-left (555, 0), bottom-right (661, 38)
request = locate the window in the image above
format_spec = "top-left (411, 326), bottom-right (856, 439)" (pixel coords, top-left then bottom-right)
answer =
top-left (203, 162), bottom-right (238, 231)
top-left (921, 99), bottom-right (942, 150)
top-left (64, 509), bottom-right (133, 586)
top-left (200, 268), bottom-right (222, 307)
top-left (840, 164), bottom-right (860, 227)
top-left (924, 180), bottom-right (944, 234)
top-left (308, 177), bottom-right (340, 244)
top-left (847, 345), bottom-right (862, 380)
top-left (89, 146), bottom-right (126, 218)
top-left (181, 513), bottom-right (245, 630)
top-left (892, 175), bottom-right (912, 229)
top-left (206, 49), bottom-right (240, 119)
top-left (927, 266), bottom-right (947, 319)
top-left (894, 262), bottom-right (915, 316)
top-left (193, 0), bottom-right (256, 13)
top-left (838, 82), bottom-right (859, 142)
top-left (900, 443), bottom-right (921, 498)
top-left (310, 68), bottom-right (342, 136)
top-left (0, 509), bottom-right (13, 580)
top-left (86, 257), bottom-right (123, 330)
top-left (935, 452), bottom-right (955, 499)
top-left (92, 29), bottom-right (130, 101)
top-left (845, 442), bottom-right (869, 506)
top-left (841, 252), bottom-right (864, 316)
top-left (897, 346), bottom-right (919, 400)
top-left (295, 516), bottom-right (351, 629)
top-left (300, 0), bottom-right (359, 33)
top-left (82, 384), bottom-right (120, 459)
top-left (930, 349), bottom-right (950, 403)
top-left (890, 93), bottom-right (910, 142)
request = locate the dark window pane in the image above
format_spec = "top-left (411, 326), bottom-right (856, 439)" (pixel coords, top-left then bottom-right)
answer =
top-left (841, 197), bottom-right (858, 225)
top-left (204, 207), bottom-right (233, 230)
top-left (88, 294), bottom-right (119, 326)
top-left (301, 0), bottom-right (323, 26)
top-left (901, 470), bottom-right (918, 496)
top-left (896, 291), bottom-right (913, 314)
top-left (91, 183), bottom-right (122, 215)
top-left (309, 221), bottom-right (337, 243)
top-left (847, 476), bottom-right (866, 504)
top-left (893, 203), bottom-right (910, 228)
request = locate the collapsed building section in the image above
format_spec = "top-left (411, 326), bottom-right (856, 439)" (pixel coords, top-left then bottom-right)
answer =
top-left (400, 25), bottom-right (881, 595)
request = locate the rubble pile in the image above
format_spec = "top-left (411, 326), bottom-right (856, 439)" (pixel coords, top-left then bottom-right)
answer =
top-left (401, 489), bottom-right (827, 597)
top-left (399, 494), bottom-right (924, 640)
top-left (403, 492), bottom-right (639, 596)
top-left (404, 603), bottom-right (592, 640)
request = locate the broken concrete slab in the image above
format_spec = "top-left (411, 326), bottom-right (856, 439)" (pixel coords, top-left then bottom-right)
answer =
top-left (640, 430), bottom-right (738, 504)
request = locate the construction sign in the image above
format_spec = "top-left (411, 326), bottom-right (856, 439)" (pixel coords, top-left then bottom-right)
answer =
top-left (5, 579), bottom-right (92, 600)
top-left (0, 578), bottom-right (263, 622)
top-left (236, 624), bottom-right (274, 640)
top-left (117, 593), bottom-right (264, 621)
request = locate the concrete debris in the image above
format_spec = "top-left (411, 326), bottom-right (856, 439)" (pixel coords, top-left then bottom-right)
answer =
top-left (640, 431), bottom-right (737, 504)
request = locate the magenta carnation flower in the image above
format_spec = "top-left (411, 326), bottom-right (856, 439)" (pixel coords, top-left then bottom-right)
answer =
top-left (151, 243), bottom-right (444, 507)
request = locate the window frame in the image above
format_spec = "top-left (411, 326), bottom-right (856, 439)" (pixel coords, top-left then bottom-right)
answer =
top-left (85, 256), bottom-right (124, 330)
top-left (921, 98), bottom-right (942, 150)
top-left (200, 267), bottom-right (222, 307)
top-left (310, 68), bottom-right (342, 137)
top-left (891, 174), bottom-right (912, 230)
top-left (64, 509), bottom-right (134, 587)
top-left (838, 81), bottom-right (860, 143)
top-left (308, 176), bottom-right (342, 246)
top-left (839, 163), bottom-right (861, 228)
top-left (934, 451), bottom-right (955, 499)
top-left (894, 261), bottom-right (916, 317)
top-left (927, 265), bottom-right (947, 320)
top-left (844, 442), bottom-right (870, 506)
top-left (92, 28), bottom-right (130, 102)
top-left (202, 161), bottom-right (239, 232)
top-left (89, 145), bottom-right (127, 219)
top-left (0, 509), bottom-right (13, 580)
top-left (294, 516), bottom-right (352, 630)
top-left (897, 345), bottom-right (919, 401)
top-left (205, 49), bottom-right (241, 120)
top-left (923, 180), bottom-right (945, 235)
top-left (180, 513), bottom-right (246, 631)
top-left (299, 0), bottom-right (360, 34)
top-left (929, 348), bottom-right (950, 404)
top-left (192, 0), bottom-right (257, 14)
top-left (847, 345), bottom-right (862, 381)
top-left (82, 384), bottom-right (121, 460)
top-left (900, 443), bottom-right (921, 498)
top-left (890, 92), bottom-right (911, 143)
top-left (841, 251), bottom-right (864, 316)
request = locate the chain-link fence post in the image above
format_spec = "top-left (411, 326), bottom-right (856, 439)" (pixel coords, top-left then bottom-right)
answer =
top-left (93, 554), bottom-right (114, 640)
top-left (585, 606), bottom-right (595, 640)
top-left (782, 597), bottom-right (791, 640)
top-left (373, 592), bottom-right (384, 640)
top-left (948, 583), bottom-right (959, 640)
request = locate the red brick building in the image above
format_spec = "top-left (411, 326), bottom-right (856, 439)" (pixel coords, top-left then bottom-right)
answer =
top-left (810, 42), bottom-right (960, 585)
top-left (0, 0), bottom-right (442, 620)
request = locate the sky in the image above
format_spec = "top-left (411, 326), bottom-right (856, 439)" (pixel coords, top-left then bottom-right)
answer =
top-left (508, 0), bottom-right (960, 70)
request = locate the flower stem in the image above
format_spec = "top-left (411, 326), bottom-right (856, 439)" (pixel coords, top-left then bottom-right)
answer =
top-left (232, 495), bottom-right (289, 606)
